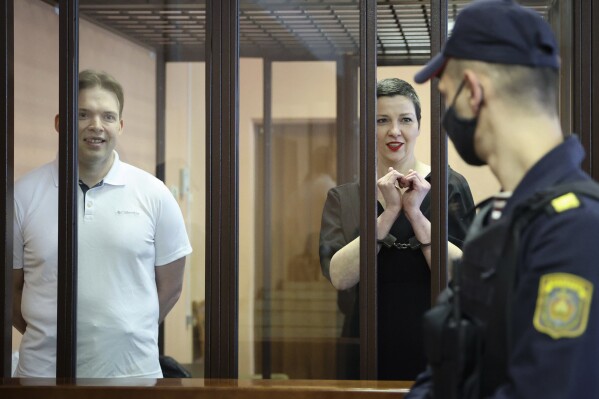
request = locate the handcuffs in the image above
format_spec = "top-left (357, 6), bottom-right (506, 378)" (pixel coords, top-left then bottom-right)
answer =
top-left (377, 233), bottom-right (431, 250)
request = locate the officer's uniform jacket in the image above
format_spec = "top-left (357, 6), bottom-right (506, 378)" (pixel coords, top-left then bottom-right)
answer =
top-left (408, 136), bottom-right (599, 399)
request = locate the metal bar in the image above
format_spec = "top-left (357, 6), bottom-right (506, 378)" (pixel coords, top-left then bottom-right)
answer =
top-left (336, 58), bottom-right (348, 185)
top-left (76, 0), bottom-right (368, 9)
top-left (205, 0), bottom-right (239, 378)
top-left (359, 0), bottom-right (377, 380)
top-left (429, 0), bottom-right (449, 303)
top-left (155, 49), bottom-right (166, 355)
top-left (205, 0), bottom-right (216, 377)
top-left (550, 0), bottom-right (572, 135)
top-left (0, 0), bottom-right (14, 379)
top-left (261, 59), bottom-right (272, 380)
top-left (590, 0), bottom-right (599, 180)
top-left (163, 47), bottom-right (429, 65)
top-left (56, 0), bottom-right (79, 380)
top-left (573, 0), bottom-right (592, 174)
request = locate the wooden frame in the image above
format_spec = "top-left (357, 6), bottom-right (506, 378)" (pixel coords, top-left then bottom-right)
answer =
top-left (56, 0), bottom-right (79, 379)
top-left (204, 0), bottom-right (240, 378)
top-left (0, 0), bottom-right (14, 378)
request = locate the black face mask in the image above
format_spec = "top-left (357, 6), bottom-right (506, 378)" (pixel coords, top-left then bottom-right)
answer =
top-left (442, 79), bottom-right (486, 166)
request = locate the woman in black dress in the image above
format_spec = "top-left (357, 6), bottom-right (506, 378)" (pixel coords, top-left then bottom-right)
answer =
top-left (319, 78), bottom-right (474, 380)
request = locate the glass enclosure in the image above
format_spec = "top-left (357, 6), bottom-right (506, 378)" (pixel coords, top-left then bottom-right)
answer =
top-left (7, 0), bottom-right (567, 381)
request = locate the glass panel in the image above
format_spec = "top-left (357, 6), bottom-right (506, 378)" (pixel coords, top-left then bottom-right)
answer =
top-left (165, 61), bottom-right (206, 378)
top-left (12, 0), bottom-right (60, 378)
top-left (72, 0), bottom-right (202, 378)
top-left (239, 0), bottom-right (360, 380)
top-left (376, 0), bottom-right (439, 381)
top-left (375, 66), bottom-right (435, 381)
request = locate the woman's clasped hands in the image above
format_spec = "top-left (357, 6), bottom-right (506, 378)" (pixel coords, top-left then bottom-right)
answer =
top-left (377, 166), bottom-right (431, 218)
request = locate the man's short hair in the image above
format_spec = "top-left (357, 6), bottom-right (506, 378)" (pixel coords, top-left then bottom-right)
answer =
top-left (445, 60), bottom-right (558, 115)
top-left (376, 78), bottom-right (421, 125)
top-left (79, 70), bottom-right (124, 117)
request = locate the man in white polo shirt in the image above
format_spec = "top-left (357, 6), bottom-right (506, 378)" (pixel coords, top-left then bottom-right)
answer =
top-left (12, 70), bottom-right (192, 378)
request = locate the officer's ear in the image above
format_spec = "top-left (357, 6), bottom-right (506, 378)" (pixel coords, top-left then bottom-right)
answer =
top-left (462, 70), bottom-right (484, 114)
top-left (54, 114), bottom-right (60, 134)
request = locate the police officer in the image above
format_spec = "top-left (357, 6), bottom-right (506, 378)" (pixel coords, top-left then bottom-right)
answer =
top-left (407, 0), bottom-right (599, 398)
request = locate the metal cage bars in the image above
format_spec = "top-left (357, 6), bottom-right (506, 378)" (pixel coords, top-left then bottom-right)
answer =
top-left (429, 0), bottom-right (448, 302)
top-left (359, 0), bottom-right (378, 380)
top-left (204, 0), bottom-right (240, 379)
top-left (56, 0), bottom-right (79, 380)
top-left (0, 0), bottom-right (14, 379)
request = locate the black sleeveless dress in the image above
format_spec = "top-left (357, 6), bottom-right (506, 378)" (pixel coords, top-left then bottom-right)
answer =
top-left (319, 168), bottom-right (474, 380)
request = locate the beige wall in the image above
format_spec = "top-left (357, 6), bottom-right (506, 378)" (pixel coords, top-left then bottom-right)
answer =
top-left (164, 63), bottom-right (206, 364)
top-left (239, 58), bottom-right (263, 376)
top-left (14, 0), bottom-right (59, 179)
top-left (14, 0), bottom-right (156, 178)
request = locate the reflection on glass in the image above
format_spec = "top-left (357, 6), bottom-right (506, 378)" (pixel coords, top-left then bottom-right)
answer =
top-left (165, 62), bottom-right (206, 377)
top-left (12, 0), bottom-right (61, 378)
top-left (239, 0), bottom-right (356, 379)
top-left (253, 113), bottom-right (340, 379)
top-left (238, 0), bottom-right (361, 381)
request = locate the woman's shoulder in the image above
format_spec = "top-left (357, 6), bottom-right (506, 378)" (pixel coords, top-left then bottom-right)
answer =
top-left (328, 181), bottom-right (360, 197)
top-left (447, 166), bottom-right (471, 188)
top-left (419, 163), bottom-right (470, 190)
top-left (324, 182), bottom-right (361, 214)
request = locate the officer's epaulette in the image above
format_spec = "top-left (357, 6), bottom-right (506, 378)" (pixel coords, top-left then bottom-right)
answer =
top-left (519, 180), bottom-right (599, 220)
top-left (549, 192), bottom-right (581, 213)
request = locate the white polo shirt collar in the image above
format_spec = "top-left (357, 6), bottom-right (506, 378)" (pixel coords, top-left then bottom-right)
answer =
top-left (49, 151), bottom-right (127, 188)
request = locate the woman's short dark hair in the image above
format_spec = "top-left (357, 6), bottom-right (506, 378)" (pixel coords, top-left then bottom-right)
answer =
top-left (79, 69), bottom-right (124, 117)
top-left (376, 78), bottom-right (421, 125)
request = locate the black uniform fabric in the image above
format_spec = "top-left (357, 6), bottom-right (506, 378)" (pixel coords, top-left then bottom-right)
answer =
top-left (319, 168), bottom-right (474, 380)
top-left (408, 136), bottom-right (599, 398)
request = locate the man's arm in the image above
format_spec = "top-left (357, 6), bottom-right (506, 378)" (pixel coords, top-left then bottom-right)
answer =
top-left (155, 257), bottom-right (186, 324)
top-left (13, 269), bottom-right (26, 334)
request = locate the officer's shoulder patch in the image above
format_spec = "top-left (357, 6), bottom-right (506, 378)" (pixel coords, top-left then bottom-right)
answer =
top-left (551, 192), bottom-right (580, 213)
top-left (533, 273), bottom-right (593, 339)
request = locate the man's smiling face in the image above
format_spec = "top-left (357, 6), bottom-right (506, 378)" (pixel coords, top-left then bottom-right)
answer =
top-left (77, 86), bottom-right (123, 170)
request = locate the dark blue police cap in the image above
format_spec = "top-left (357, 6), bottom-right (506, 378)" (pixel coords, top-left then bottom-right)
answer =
top-left (415, 0), bottom-right (560, 83)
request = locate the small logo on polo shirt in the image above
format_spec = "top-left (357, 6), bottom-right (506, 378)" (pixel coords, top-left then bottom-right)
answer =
top-left (116, 210), bottom-right (140, 216)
